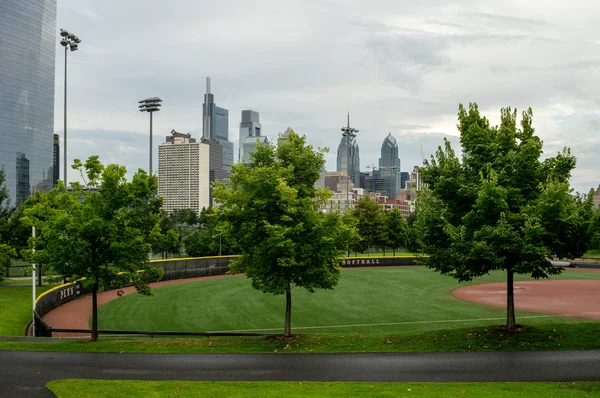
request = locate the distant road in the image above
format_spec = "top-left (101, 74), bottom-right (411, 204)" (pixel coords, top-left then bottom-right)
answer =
top-left (2, 350), bottom-right (600, 397)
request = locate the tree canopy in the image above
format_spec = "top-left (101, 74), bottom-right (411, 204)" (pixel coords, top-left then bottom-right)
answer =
top-left (213, 130), bottom-right (353, 337)
top-left (23, 157), bottom-right (167, 340)
top-left (416, 104), bottom-right (592, 331)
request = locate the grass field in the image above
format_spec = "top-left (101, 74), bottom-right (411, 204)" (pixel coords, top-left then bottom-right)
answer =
top-left (46, 380), bottom-right (600, 398)
top-left (0, 284), bottom-right (53, 336)
top-left (97, 267), bottom-right (600, 334)
top-left (2, 323), bottom-right (599, 353)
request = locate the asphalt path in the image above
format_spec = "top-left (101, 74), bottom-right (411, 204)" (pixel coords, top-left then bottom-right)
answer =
top-left (2, 350), bottom-right (600, 397)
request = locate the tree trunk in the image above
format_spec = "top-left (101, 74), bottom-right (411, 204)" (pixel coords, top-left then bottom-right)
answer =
top-left (91, 282), bottom-right (99, 341)
top-left (284, 287), bottom-right (292, 338)
top-left (37, 265), bottom-right (43, 287)
top-left (393, 247), bottom-right (396, 256)
top-left (506, 266), bottom-right (516, 331)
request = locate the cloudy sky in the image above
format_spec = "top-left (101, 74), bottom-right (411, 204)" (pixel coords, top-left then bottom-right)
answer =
top-left (55, 0), bottom-right (600, 193)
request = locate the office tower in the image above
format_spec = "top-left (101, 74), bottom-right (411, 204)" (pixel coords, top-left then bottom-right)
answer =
top-left (239, 110), bottom-right (268, 163)
top-left (323, 171), bottom-right (348, 192)
top-left (364, 171), bottom-right (387, 194)
top-left (202, 77), bottom-right (233, 205)
top-left (336, 132), bottom-right (360, 188)
top-left (52, 134), bottom-right (59, 187)
top-left (0, 0), bottom-right (56, 204)
top-left (400, 172), bottom-right (410, 190)
top-left (278, 127), bottom-right (293, 144)
top-left (158, 130), bottom-right (210, 214)
top-left (379, 133), bottom-right (401, 199)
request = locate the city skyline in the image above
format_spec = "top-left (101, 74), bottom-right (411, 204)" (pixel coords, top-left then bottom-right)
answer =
top-left (50, 0), bottom-right (599, 194)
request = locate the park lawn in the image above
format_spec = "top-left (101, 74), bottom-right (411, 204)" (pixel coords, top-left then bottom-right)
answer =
top-left (0, 284), bottom-right (53, 336)
top-left (2, 323), bottom-right (599, 353)
top-left (97, 267), bottom-right (600, 334)
top-left (46, 380), bottom-right (600, 398)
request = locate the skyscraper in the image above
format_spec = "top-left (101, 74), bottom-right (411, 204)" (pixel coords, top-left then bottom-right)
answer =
top-left (239, 110), bottom-right (268, 163)
top-left (379, 133), bottom-right (401, 199)
top-left (202, 77), bottom-right (233, 205)
top-left (336, 116), bottom-right (360, 188)
top-left (0, 0), bottom-right (56, 205)
top-left (158, 130), bottom-right (210, 213)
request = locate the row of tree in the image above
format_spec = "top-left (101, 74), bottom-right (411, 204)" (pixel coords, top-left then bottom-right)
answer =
top-left (0, 102), bottom-right (598, 339)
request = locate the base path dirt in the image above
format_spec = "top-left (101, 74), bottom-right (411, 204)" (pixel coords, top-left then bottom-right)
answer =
top-left (454, 272), bottom-right (600, 320)
top-left (42, 274), bottom-right (243, 337)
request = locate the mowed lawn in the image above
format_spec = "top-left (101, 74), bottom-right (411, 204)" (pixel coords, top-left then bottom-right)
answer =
top-left (0, 285), bottom-right (53, 336)
top-left (47, 380), bottom-right (600, 398)
top-left (97, 267), bottom-right (600, 334)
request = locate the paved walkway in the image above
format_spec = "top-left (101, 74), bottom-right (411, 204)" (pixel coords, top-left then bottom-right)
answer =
top-left (2, 350), bottom-right (600, 397)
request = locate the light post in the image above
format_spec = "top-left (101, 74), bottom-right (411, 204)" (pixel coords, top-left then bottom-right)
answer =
top-left (59, 29), bottom-right (81, 186)
top-left (138, 97), bottom-right (162, 175)
top-left (341, 113), bottom-right (358, 211)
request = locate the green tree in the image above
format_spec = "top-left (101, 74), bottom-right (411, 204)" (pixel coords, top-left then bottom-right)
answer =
top-left (417, 104), bottom-right (591, 331)
top-left (386, 209), bottom-right (408, 255)
top-left (152, 212), bottom-right (180, 259)
top-left (0, 244), bottom-right (16, 283)
top-left (23, 157), bottom-right (165, 340)
top-left (213, 130), bottom-right (353, 337)
top-left (351, 197), bottom-right (387, 255)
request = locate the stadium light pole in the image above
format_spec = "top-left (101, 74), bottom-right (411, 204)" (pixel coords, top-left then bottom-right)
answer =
top-left (341, 113), bottom-right (358, 212)
top-left (138, 97), bottom-right (162, 175)
top-left (59, 29), bottom-right (81, 186)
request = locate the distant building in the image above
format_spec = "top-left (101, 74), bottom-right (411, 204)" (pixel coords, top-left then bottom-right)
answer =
top-left (158, 130), bottom-right (210, 214)
top-left (202, 77), bottom-right (233, 205)
top-left (364, 171), bottom-right (387, 194)
top-left (53, 134), bottom-right (60, 187)
top-left (1, 0), bottom-right (56, 204)
top-left (278, 127), bottom-right (294, 144)
top-left (165, 129), bottom-right (195, 144)
top-left (594, 185), bottom-right (600, 207)
top-left (379, 133), bottom-right (401, 198)
top-left (400, 172), bottom-right (410, 190)
top-left (322, 171), bottom-right (348, 192)
top-left (336, 136), bottom-right (360, 189)
top-left (239, 110), bottom-right (268, 163)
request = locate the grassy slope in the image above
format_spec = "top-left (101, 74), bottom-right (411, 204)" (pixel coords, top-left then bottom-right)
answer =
top-left (46, 380), bottom-right (600, 398)
top-left (97, 267), bottom-right (600, 334)
top-left (0, 285), bottom-right (52, 336)
top-left (2, 323), bottom-right (599, 353)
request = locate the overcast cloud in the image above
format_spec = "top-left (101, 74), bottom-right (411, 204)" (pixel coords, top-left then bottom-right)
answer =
top-left (56, 0), bottom-right (600, 193)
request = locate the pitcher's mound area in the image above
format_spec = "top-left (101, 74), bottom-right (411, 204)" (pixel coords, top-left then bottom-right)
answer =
top-left (454, 280), bottom-right (600, 320)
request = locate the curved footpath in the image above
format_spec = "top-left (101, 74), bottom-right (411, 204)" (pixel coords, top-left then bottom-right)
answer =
top-left (2, 350), bottom-right (600, 398)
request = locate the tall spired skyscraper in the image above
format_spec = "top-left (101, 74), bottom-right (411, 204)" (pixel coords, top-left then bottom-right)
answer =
top-left (202, 77), bottom-right (233, 205)
top-left (379, 133), bottom-right (401, 199)
top-left (0, 0), bottom-right (56, 205)
top-left (336, 114), bottom-right (360, 188)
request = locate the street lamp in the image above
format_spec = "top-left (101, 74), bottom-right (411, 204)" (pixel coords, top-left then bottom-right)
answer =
top-left (59, 29), bottom-right (81, 186)
top-left (138, 97), bottom-right (162, 175)
top-left (341, 112), bottom-right (358, 211)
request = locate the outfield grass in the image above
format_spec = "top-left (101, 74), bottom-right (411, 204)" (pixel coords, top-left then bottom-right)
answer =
top-left (0, 284), bottom-right (53, 336)
top-left (97, 267), bottom-right (600, 334)
top-left (2, 323), bottom-right (599, 353)
top-left (46, 380), bottom-right (600, 398)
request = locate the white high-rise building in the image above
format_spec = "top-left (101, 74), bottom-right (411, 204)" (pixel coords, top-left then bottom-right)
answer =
top-left (158, 130), bottom-right (210, 213)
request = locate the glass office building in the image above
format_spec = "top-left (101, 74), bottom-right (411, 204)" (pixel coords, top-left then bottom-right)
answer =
top-left (0, 0), bottom-right (56, 205)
